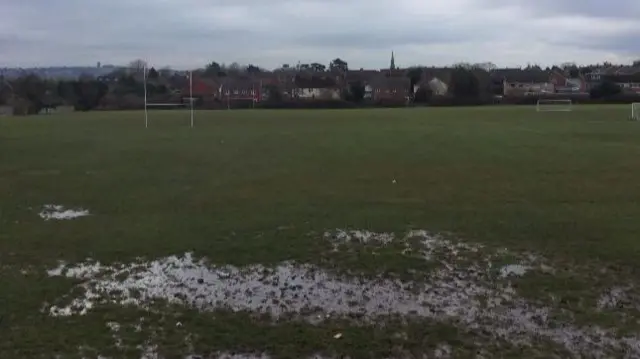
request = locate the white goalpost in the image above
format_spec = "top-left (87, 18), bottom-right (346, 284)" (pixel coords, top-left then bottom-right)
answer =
top-left (631, 103), bottom-right (640, 121)
top-left (536, 99), bottom-right (573, 112)
top-left (143, 66), bottom-right (194, 128)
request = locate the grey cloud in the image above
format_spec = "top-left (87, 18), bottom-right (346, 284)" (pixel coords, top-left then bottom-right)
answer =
top-left (484, 0), bottom-right (640, 19)
top-left (292, 29), bottom-right (483, 49)
top-left (548, 33), bottom-right (640, 55)
top-left (1, 0), bottom-right (639, 68)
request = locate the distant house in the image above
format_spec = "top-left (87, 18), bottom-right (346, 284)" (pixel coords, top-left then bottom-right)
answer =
top-left (615, 66), bottom-right (640, 75)
top-left (252, 73), bottom-right (283, 101)
top-left (493, 69), bottom-right (554, 96)
top-left (602, 73), bottom-right (640, 94)
top-left (220, 77), bottom-right (260, 101)
top-left (345, 69), bottom-right (384, 100)
top-left (292, 75), bottom-right (341, 100)
top-left (346, 69), bottom-right (380, 83)
top-left (426, 78), bottom-right (448, 96)
top-left (364, 83), bottom-right (373, 100)
top-left (584, 69), bottom-right (605, 84)
top-left (182, 78), bottom-right (219, 100)
top-left (381, 69), bottom-right (408, 78)
top-left (416, 68), bottom-right (451, 96)
top-left (369, 75), bottom-right (410, 102)
top-left (583, 66), bottom-right (640, 90)
top-left (549, 70), bottom-right (587, 93)
top-left (97, 73), bottom-right (119, 83)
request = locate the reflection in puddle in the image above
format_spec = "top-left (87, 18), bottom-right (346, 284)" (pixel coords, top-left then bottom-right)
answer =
top-left (499, 264), bottom-right (530, 278)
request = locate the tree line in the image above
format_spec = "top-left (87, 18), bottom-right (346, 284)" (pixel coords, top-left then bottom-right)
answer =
top-left (1, 58), bottom-right (638, 114)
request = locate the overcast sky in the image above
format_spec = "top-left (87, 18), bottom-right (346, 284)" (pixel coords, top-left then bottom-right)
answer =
top-left (1, 0), bottom-right (639, 69)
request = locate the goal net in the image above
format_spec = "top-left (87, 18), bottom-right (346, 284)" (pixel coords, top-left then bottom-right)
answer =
top-left (144, 66), bottom-right (194, 128)
top-left (631, 103), bottom-right (640, 121)
top-left (536, 99), bottom-right (572, 112)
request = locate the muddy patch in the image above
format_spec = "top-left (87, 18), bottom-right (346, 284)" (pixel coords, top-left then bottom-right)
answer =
top-left (499, 264), bottom-right (530, 278)
top-left (39, 204), bottom-right (90, 221)
top-left (598, 286), bottom-right (640, 312)
top-left (45, 229), bottom-right (640, 358)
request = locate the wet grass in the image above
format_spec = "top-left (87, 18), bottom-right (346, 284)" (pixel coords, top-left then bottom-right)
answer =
top-left (1, 105), bottom-right (640, 358)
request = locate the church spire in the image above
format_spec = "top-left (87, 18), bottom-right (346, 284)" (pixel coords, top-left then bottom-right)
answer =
top-left (390, 51), bottom-right (396, 70)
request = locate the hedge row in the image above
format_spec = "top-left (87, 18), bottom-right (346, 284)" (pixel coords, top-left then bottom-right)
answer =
top-left (258, 95), bottom-right (640, 108)
top-left (91, 94), bottom-right (640, 111)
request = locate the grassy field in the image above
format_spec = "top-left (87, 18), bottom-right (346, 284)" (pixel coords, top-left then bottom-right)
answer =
top-left (1, 105), bottom-right (640, 358)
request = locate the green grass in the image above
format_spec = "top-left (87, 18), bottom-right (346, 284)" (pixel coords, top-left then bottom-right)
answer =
top-left (1, 105), bottom-right (640, 358)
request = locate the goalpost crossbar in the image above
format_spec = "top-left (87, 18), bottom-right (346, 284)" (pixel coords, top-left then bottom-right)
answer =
top-left (536, 99), bottom-right (573, 112)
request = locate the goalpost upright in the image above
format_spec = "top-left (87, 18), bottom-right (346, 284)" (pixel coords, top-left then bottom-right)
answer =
top-left (144, 67), bottom-right (148, 128)
top-left (632, 102), bottom-right (640, 121)
top-left (189, 70), bottom-right (193, 127)
top-left (143, 65), bottom-right (194, 128)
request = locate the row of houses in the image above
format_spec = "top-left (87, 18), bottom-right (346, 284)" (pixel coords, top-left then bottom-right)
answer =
top-left (175, 71), bottom-right (412, 104)
top-left (109, 62), bottom-right (640, 105)
top-left (497, 67), bottom-right (640, 97)
top-left (174, 69), bottom-right (462, 103)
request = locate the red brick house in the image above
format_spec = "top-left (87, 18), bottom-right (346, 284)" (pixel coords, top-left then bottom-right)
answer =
top-left (549, 70), bottom-right (588, 93)
top-left (220, 77), bottom-right (260, 101)
top-left (182, 78), bottom-right (218, 97)
top-left (369, 75), bottom-right (410, 103)
top-left (178, 78), bottom-right (221, 106)
top-left (346, 69), bottom-right (380, 83)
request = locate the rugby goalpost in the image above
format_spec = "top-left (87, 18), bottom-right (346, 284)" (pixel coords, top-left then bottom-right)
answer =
top-left (143, 65), bottom-right (194, 128)
top-left (536, 99), bottom-right (573, 112)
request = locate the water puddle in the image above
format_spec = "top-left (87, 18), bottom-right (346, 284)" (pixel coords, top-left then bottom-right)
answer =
top-left (499, 264), bottom-right (530, 278)
top-left (597, 286), bottom-right (640, 311)
top-left (39, 204), bottom-right (90, 220)
top-left (45, 229), bottom-right (640, 358)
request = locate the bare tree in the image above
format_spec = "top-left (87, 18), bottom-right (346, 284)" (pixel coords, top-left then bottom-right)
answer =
top-left (310, 63), bottom-right (326, 72)
top-left (245, 64), bottom-right (262, 74)
top-left (228, 62), bottom-right (241, 73)
top-left (524, 63), bottom-right (542, 70)
top-left (452, 62), bottom-right (473, 69)
top-left (128, 59), bottom-right (148, 74)
top-left (329, 58), bottom-right (348, 73)
top-left (204, 61), bottom-right (222, 77)
top-left (275, 64), bottom-right (294, 73)
top-left (473, 62), bottom-right (497, 72)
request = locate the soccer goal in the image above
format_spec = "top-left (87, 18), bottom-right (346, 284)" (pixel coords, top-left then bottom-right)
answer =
top-left (631, 103), bottom-right (640, 121)
top-left (536, 99), bottom-right (573, 112)
top-left (143, 66), bottom-right (194, 128)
